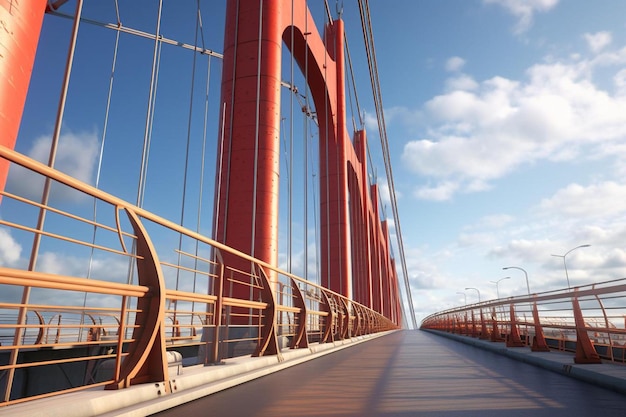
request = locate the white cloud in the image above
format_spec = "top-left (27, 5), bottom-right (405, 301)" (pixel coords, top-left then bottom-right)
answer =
top-left (445, 74), bottom-right (479, 92)
top-left (7, 130), bottom-right (100, 202)
top-left (615, 68), bottom-right (626, 95)
top-left (468, 214), bottom-right (516, 230)
top-left (537, 181), bottom-right (626, 218)
top-left (37, 251), bottom-right (130, 283)
top-left (445, 56), bottom-right (466, 72)
top-left (483, 0), bottom-right (560, 34)
top-left (401, 51), bottom-right (626, 201)
top-left (489, 238), bottom-right (557, 262)
top-left (0, 228), bottom-right (22, 266)
top-left (413, 181), bottom-right (458, 201)
top-left (584, 31), bottom-right (612, 54)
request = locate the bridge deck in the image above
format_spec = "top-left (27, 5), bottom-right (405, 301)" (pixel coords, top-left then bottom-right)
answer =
top-left (152, 330), bottom-right (626, 417)
top-left (4, 330), bottom-right (626, 416)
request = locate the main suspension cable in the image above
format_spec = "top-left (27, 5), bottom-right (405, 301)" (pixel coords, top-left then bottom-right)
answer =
top-left (357, 0), bottom-right (417, 329)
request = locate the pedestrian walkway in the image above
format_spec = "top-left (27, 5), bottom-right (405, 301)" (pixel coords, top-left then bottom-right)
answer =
top-left (153, 330), bottom-right (626, 417)
top-left (426, 329), bottom-right (626, 395)
top-left (4, 330), bottom-right (626, 416)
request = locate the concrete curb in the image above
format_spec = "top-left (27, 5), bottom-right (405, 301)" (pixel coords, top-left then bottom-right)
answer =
top-left (422, 329), bottom-right (626, 395)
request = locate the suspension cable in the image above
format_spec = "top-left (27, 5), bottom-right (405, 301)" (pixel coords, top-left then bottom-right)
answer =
top-left (47, 9), bottom-right (223, 59)
top-left (87, 0), bottom-right (120, 277)
top-left (136, 0), bottom-right (163, 207)
top-left (194, 47), bottom-right (212, 313)
top-left (287, 0), bottom-right (295, 273)
top-left (80, 0), bottom-right (122, 340)
top-left (217, 0), bottom-right (241, 244)
top-left (357, 0), bottom-right (417, 329)
top-left (174, 0), bottom-right (203, 305)
top-left (7, 0), bottom-right (85, 403)
top-left (250, 0), bottom-right (264, 260)
top-left (311, 131), bottom-right (320, 284)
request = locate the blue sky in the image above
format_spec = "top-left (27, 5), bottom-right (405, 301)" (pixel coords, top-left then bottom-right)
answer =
top-left (362, 0), bottom-right (626, 320)
top-left (3, 0), bottom-right (626, 324)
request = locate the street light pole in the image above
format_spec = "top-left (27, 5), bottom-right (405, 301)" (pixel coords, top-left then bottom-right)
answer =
top-left (489, 277), bottom-right (510, 299)
top-left (465, 287), bottom-right (481, 303)
top-left (503, 266), bottom-right (530, 295)
top-left (456, 291), bottom-right (467, 305)
top-left (551, 244), bottom-right (591, 289)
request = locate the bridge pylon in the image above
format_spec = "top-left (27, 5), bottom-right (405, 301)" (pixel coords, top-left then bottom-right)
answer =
top-left (214, 0), bottom-right (401, 325)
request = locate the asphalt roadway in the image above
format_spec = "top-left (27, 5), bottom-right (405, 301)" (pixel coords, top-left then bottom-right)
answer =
top-left (151, 330), bottom-right (626, 417)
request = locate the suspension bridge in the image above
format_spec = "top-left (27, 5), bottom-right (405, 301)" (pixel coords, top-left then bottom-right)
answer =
top-left (1, 1), bottom-right (626, 416)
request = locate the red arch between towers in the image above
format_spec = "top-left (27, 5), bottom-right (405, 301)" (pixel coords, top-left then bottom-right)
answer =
top-left (215, 0), bottom-right (400, 324)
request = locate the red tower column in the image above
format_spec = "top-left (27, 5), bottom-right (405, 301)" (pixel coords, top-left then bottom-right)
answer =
top-left (0, 0), bottom-right (48, 193)
top-left (319, 19), bottom-right (351, 298)
top-left (215, 1), bottom-right (283, 273)
top-left (215, 0), bottom-right (401, 323)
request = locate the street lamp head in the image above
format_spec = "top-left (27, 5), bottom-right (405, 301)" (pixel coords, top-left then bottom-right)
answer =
top-left (552, 244), bottom-right (591, 289)
top-left (503, 266), bottom-right (531, 295)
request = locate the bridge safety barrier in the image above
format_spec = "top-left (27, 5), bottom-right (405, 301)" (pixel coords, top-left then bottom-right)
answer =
top-left (0, 146), bottom-right (398, 407)
top-left (421, 279), bottom-right (626, 365)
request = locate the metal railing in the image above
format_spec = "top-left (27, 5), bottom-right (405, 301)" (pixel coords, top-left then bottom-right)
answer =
top-left (0, 146), bottom-right (398, 407)
top-left (421, 279), bottom-right (626, 364)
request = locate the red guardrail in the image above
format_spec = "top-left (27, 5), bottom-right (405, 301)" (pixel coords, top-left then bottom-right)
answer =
top-left (421, 280), bottom-right (626, 364)
top-left (0, 146), bottom-right (398, 407)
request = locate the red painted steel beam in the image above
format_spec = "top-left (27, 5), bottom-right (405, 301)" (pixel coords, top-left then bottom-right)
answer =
top-left (215, 0), bottom-right (283, 269)
top-left (216, 0), bottom-right (401, 322)
top-left (0, 0), bottom-right (48, 194)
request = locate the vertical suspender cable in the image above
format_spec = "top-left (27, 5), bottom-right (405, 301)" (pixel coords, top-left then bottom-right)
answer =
top-left (81, 0), bottom-right (121, 341)
top-left (250, 0), bottom-right (264, 260)
top-left (137, 0), bottom-right (163, 208)
top-left (87, 0), bottom-right (120, 279)
top-left (311, 132), bottom-right (320, 284)
top-left (247, 0), bottom-right (265, 324)
top-left (217, 0), bottom-right (240, 244)
top-left (127, 0), bottom-right (162, 289)
top-left (286, 0), bottom-right (294, 273)
top-left (194, 4), bottom-right (211, 310)
top-left (7, 0), bottom-right (85, 403)
top-left (321, 1), bottom-right (332, 293)
top-left (172, 0), bottom-right (202, 327)
top-left (27, 0), bottom-right (83, 272)
top-left (302, 4), bottom-right (308, 281)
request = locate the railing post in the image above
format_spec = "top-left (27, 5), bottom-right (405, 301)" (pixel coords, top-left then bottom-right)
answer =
top-left (252, 267), bottom-right (280, 358)
top-left (208, 262), bottom-right (226, 365)
top-left (106, 209), bottom-right (168, 391)
top-left (463, 311), bottom-right (469, 336)
top-left (479, 309), bottom-right (489, 339)
top-left (289, 278), bottom-right (309, 349)
top-left (571, 294), bottom-right (601, 364)
top-left (531, 301), bottom-right (550, 352)
top-left (506, 304), bottom-right (524, 347)
top-left (113, 296), bottom-right (129, 382)
top-left (320, 291), bottom-right (334, 343)
top-left (470, 310), bottom-right (477, 338)
top-left (490, 307), bottom-right (500, 342)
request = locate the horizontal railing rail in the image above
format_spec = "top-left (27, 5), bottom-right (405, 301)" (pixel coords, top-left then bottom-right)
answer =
top-left (0, 146), bottom-right (398, 407)
top-left (421, 280), bottom-right (626, 364)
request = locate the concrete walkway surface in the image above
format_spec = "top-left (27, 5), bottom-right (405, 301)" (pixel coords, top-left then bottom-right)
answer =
top-left (425, 329), bottom-right (626, 395)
